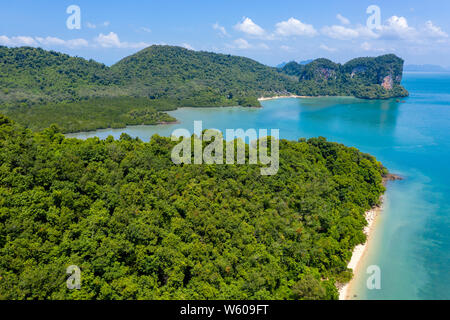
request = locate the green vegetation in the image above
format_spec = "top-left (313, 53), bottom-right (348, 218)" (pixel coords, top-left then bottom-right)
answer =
top-left (0, 115), bottom-right (387, 300)
top-left (0, 46), bottom-right (408, 133)
top-left (3, 97), bottom-right (177, 133)
top-left (280, 54), bottom-right (409, 99)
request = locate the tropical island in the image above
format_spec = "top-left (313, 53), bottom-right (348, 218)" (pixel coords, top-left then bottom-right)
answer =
top-left (0, 45), bottom-right (404, 300)
top-left (0, 114), bottom-right (387, 299)
top-left (0, 45), bottom-right (408, 133)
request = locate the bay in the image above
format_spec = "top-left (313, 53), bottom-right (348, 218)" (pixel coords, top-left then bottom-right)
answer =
top-left (67, 72), bottom-right (450, 300)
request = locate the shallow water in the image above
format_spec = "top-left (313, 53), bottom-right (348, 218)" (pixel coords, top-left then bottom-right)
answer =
top-left (68, 73), bottom-right (450, 300)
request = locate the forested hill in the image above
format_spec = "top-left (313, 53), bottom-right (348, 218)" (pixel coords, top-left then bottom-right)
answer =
top-left (0, 114), bottom-right (387, 299)
top-left (279, 54), bottom-right (409, 99)
top-left (0, 45), bottom-right (408, 132)
top-left (110, 45), bottom-right (297, 107)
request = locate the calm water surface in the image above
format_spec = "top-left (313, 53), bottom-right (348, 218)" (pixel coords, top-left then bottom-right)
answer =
top-left (68, 73), bottom-right (450, 300)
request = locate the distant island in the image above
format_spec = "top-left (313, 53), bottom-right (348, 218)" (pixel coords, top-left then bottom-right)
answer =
top-left (0, 45), bottom-right (408, 133)
top-left (276, 59), bottom-right (314, 68)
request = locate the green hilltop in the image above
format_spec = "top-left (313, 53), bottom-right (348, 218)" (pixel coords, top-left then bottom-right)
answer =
top-left (0, 45), bottom-right (408, 133)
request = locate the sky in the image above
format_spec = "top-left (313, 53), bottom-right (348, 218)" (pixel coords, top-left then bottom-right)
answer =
top-left (0, 0), bottom-right (449, 67)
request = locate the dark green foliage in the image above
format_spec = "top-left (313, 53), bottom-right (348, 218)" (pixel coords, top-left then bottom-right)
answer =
top-left (280, 61), bottom-right (305, 77)
top-left (0, 46), bottom-right (408, 133)
top-left (110, 45), bottom-right (294, 105)
top-left (0, 116), bottom-right (386, 300)
top-left (0, 46), bottom-right (118, 106)
top-left (280, 54), bottom-right (409, 99)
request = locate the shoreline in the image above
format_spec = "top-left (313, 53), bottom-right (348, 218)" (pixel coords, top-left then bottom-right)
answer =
top-left (258, 95), bottom-right (313, 101)
top-left (338, 198), bottom-right (384, 300)
top-left (338, 174), bottom-right (402, 300)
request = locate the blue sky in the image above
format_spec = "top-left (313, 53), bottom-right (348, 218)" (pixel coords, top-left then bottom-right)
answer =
top-left (1, 0), bottom-right (449, 66)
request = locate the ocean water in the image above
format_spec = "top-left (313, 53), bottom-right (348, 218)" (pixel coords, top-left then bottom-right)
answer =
top-left (68, 73), bottom-right (450, 300)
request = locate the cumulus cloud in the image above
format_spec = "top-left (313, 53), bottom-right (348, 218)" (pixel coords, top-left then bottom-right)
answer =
top-left (232, 38), bottom-right (252, 49)
top-left (213, 22), bottom-right (229, 37)
top-left (0, 35), bottom-right (37, 46)
top-left (379, 16), bottom-right (416, 40)
top-left (322, 25), bottom-right (358, 40)
top-left (322, 24), bottom-right (377, 40)
top-left (336, 14), bottom-right (350, 25)
top-left (234, 17), bottom-right (266, 37)
top-left (227, 38), bottom-right (268, 50)
top-left (319, 44), bottom-right (337, 52)
top-left (36, 36), bottom-right (88, 48)
top-left (323, 16), bottom-right (448, 44)
top-left (422, 21), bottom-right (448, 39)
top-left (94, 32), bottom-right (149, 49)
top-left (274, 18), bottom-right (318, 37)
top-left (0, 32), bottom-right (151, 50)
top-left (0, 35), bottom-right (88, 48)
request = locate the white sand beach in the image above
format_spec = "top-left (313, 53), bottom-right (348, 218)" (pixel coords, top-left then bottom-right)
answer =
top-left (258, 95), bottom-right (311, 101)
top-left (338, 197), bottom-right (384, 300)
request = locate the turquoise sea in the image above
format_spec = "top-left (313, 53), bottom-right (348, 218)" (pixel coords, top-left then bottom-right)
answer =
top-left (68, 73), bottom-right (450, 300)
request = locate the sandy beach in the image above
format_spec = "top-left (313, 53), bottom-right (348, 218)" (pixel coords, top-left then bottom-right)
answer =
top-left (258, 95), bottom-right (311, 101)
top-left (338, 199), bottom-right (384, 300)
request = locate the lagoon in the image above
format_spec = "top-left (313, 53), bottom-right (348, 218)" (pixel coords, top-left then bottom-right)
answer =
top-left (67, 73), bottom-right (450, 300)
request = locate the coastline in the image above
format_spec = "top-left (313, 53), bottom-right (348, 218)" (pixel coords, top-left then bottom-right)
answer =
top-left (258, 95), bottom-right (311, 101)
top-left (338, 174), bottom-right (402, 300)
top-left (338, 198), bottom-right (384, 300)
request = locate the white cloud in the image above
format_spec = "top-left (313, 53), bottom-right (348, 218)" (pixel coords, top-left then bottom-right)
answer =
top-left (94, 32), bottom-right (149, 49)
top-left (274, 18), bottom-right (318, 37)
top-left (280, 45), bottom-right (292, 51)
top-left (95, 32), bottom-right (121, 47)
top-left (337, 14), bottom-right (350, 25)
top-left (423, 21), bottom-right (448, 39)
top-left (234, 17), bottom-right (266, 37)
top-left (232, 38), bottom-right (251, 49)
top-left (322, 16), bottom-right (447, 44)
top-left (319, 44), bottom-right (337, 52)
top-left (213, 22), bottom-right (229, 37)
top-left (0, 33), bottom-right (150, 50)
top-left (322, 25), bottom-right (359, 40)
top-left (35, 36), bottom-right (88, 48)
top-left (227, 38), bottom-right (268, 50)
top-left (360, 41), bottom-right (386, 52)
top-left (103, 21), bottom-right (110, 27)
top-left (0, 35), bottom-right (88, 48)
top-left (182, 43), bottom-right (194, 50)
top-left (379, 16), bottom-right (416, 40)
top-left (87, 22), bottom-right (97, 29)
top-left (0, 35), bottom-right (37, 46)
top-left (322, 24), bottom-right (378, 40)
